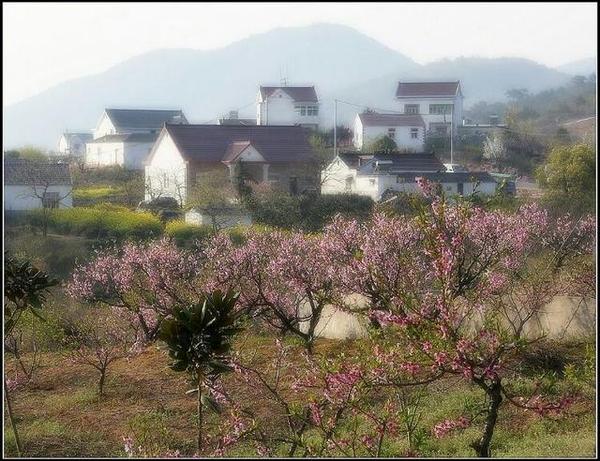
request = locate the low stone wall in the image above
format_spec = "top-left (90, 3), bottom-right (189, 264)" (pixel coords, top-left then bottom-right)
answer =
top-left (300, 295), bottom-right (596, 341)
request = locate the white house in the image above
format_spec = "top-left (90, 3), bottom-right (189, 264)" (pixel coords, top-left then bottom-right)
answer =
top-left (145, 123), bottom-right (315, 205)
top-left (57, 132), bottom-right (93, 157)
top-left (4, 158), bottom-right (72, 211)
top-left (256, 86), bottom-right (319, 129)
top-left (395, 81), bottom-right (463, 135)
top-left (86, 108), bottom-right (188, 169)
top-left (353, 112), bottom-right (426, 152)
top-left (321, 152), bottom-right (496, 201)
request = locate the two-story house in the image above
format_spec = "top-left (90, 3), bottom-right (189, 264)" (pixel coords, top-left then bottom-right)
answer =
top-left (395, 81), bottom-right (463, 135)
top-left (256, 86), bottom-right (319, 129)
top-left (85, 108), bottom-right (188, 169)
top-left (353, 112), bottom-right (426, 152)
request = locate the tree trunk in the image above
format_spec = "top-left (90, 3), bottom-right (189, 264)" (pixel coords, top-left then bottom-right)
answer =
top-left (4, 378), bottom-right (23, 456)
top-left (98, 370), bottom-right (106, 396)
top-left (473, 381), bottom-right (503, 457)
top-left (197, 374), bottom-right (203, 453)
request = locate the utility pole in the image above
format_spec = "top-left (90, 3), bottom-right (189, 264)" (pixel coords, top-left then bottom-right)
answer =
top-left (450, 105), bottom-right (454, 165)
top-left (333, 99), bottom-right (337, 157)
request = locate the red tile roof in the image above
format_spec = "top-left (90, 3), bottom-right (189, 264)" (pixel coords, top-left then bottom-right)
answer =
top-left (396, 81), bottom-right (460, 97)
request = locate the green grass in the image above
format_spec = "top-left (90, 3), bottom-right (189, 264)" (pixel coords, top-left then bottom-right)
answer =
top-left (3, 338), bottom-right (595, 458)
top-left (72, 185), bottom-right (125, 200)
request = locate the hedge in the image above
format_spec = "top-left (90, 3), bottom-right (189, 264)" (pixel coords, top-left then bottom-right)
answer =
top-left (28, 207), bottom-right (163, 240)
top-left (164, 221), bottom-right (214, 247)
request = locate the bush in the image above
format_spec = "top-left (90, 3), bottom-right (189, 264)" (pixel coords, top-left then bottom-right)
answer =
top-left (247, 192), bottom-right (374, 231)
top-left (72, 186), bottom-right (124, 201)
top-left (164, 221), bottom-right (214, 247)
top-left (27, 208), bottom-right (163, 240)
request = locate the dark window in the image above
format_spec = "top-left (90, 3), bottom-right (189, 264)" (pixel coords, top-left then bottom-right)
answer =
top-left (457, 183), bottom-right (464, 195)
top-left (405, 104), bottom-right (419, 114)
top-left (42, 191), bottom-right (60, 209)
top-left (290, 176), bottom-right (298, 195)
top-left (410, 128), bottom-right (419, 139)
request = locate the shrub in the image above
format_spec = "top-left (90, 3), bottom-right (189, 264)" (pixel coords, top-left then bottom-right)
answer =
top-left (164, 221), bottom-right (214, 247)
top-left (27, 208), bottom-right (163, 240)
top-left (247, 192), bottom-right (374, 231)
top-left (73, 186), bottom-right (124, 201)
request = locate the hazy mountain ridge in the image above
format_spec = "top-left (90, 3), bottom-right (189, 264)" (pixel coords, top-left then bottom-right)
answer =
top-left (3, 23), bottom-right (575, 148)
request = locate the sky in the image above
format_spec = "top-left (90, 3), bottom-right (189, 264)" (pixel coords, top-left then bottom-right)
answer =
top-left (3, 2), bottom-right (597, 106)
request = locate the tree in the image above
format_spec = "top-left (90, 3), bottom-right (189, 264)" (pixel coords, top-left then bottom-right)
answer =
top-left (482, 132), bottom-right (507, 169)
top-left (368, 136), bottom-right (398, 153)
top-left (159, 290), bottom-right (241, 453)
top-left (63, 309), bottom-right (140, 396)
top-left (324, 185), bottom-right (595, 457)
top-left (67, 239), bottom-right (204, 342)
top-left (187, 167), bottom-right (240, 232)
top-left (202, 230), bottom-right (337, 352)
top-left (4, 254), bottom-right (58, 456)
top-left (536, 143), bottom-right (595, 212)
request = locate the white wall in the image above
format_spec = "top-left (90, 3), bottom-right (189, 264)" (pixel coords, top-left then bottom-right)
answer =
top-left (397, 96), bottom-right (463, 133)
top-left (362, 125), bottom-right (424, 152)
top-left (257, 89), bottom-right (319, 127)
top-left (85, 141), bottom-right (154, 170)
top-left (321, 157), bottom-right (358, 194)
top-left (145, 132), bottom-right (188, 205)
top-left (4, 185), bottom-right (72, 211)
top-left (93, 112), bottom-right (117, 139)
top-left (185, 210), bottom-right (252, 228)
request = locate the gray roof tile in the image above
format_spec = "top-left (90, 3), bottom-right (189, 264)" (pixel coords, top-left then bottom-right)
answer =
top-left (163, 124), bottom-right (314, 164)
top-left (259, 86), bottom-right (318, 102)
top-left (4, 159), bottom-right (72, 186)
top-left (105, 109), bottom-right (187, 131)
top-left (396, 81), bottom-right (460, 97)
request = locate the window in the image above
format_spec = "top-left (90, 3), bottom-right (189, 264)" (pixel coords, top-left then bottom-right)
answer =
top-left (290, 176), bottom-right (298, 195)
top-left (296, 105), bottom-right (319, 116)
top-left (163, 173), bottom-right (170, 187)
top-left (387, 128), bottom-right (396, 138)
top-left (410, 128), bottom-right (419, 139)
top-left (345, 176), bottom-right (354, 191)
top-left (268, 172), bottom-right (280, 183)
top-left (396, 176), bottom-right (407, 183)
top-left (429, 104), bottom-right (453, 115)
top-left (369, 179), bottom-right (376, 186)
top-left (42, 191), bottom-right (60, 209)
top-left (405, 104), bottom-right (419, 114)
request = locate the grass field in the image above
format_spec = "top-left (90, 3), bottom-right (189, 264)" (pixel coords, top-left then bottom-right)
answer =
top-left (4, 335), bottom-right (596, 458)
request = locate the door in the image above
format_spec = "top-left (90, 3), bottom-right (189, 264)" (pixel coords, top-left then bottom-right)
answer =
top-left (457, 183), bottom-right (464, 195)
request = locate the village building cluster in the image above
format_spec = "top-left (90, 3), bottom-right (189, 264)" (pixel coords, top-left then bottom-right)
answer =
top-left (7, 80), bottom-right (505, 212)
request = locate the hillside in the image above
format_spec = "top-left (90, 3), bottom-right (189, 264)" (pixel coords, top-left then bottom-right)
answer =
top-left (3, 23), bottom-right (573, 148)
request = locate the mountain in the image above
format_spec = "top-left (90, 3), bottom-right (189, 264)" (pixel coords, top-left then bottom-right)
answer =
top-left (555, 57), bottom-right (597, 76)
top-left (3, 23), bottom-right (573, 148)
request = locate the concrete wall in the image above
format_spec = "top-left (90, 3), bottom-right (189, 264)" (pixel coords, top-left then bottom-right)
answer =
top-left (301, 294), bottom-right (596, 341)
top-left (4, 185), bottom-right (72, 210)
top-left (185, 209), bottom-right (252, 228)
top-left (93, 112), bottom-right (116, 139)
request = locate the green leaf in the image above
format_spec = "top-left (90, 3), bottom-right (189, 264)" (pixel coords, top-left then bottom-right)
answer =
top-left (201, 393), bottom-right (222, 414)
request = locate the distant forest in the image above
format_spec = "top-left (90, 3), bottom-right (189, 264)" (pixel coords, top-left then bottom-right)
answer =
top-left (465, 73), bottom-right (596, 128)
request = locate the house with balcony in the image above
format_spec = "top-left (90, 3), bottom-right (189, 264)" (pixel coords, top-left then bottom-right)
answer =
top-left (353, 111), bottom-right (426, 152)
top-left (395, 81), bottom-right (463, 136)
top-left (85, 108), bottom-right (188, 169)
top-left (256, 85), bottom-right (319, 129)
